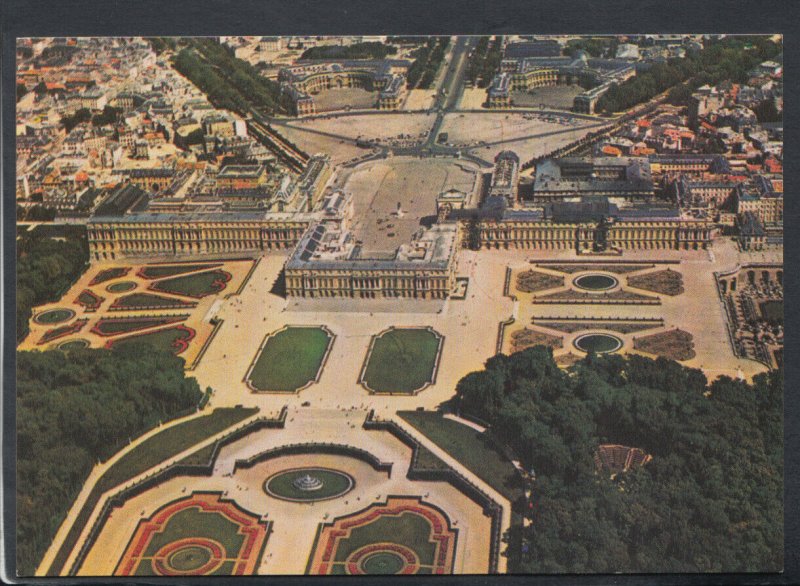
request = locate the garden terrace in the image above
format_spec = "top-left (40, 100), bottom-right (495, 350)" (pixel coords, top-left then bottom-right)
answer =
top-left (89, 267), bottom-right (131, 285)
top-left (104, 325), bottom-right (196, 355)
top-left (90, 315), bottom-right (189, 337)
top-left (45, 406), bottom-right (259, 577)
top-left (137, 263), bottom-right (223, 280)
top-left (633, 328), bottom-right (695, 361)
top-left (114, 492), bottom-right (270, 576)
top-left (627, 269), bottom-right (684, 296)
top-left (149, 270), bottom-right (232, 299)
top-left (246, 326), bottom-right (334, 393)
top-left (109, 293), bottom-right (197, 311)
top-left (306, 497), bottom-right (457, 575)
top-left (360, 328), bottom-right (443, 395)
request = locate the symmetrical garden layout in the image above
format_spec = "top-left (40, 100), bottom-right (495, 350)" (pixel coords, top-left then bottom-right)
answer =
top-left (502, 261), bottom-right (696, 363)
top-left (307, 497), bottom-right (457, 575)
top-left (22, 259), bottom-right (257, 368)
top-left (360, 327), bottom-right (444, 394)
top-left (114, 492), bottom-right (270, 576)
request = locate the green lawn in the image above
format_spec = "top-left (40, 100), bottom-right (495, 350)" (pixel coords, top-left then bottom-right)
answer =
top-left (333, 512), bottom-right (437, 567)
top-left (46, 407), bottom-right (258, 576)
top-left (398, 411), bottom-right (522, 504)
top-left (90, 267), bottom-right (129, 285)
top-left (34, 308), bottom-right (75, 324)
top-left (143, 507), bottom-right (245, 558)
top-left (247, 327), bottom-right (332, 392)
top-left (151, 270), bottom-right (230, 298)
top-left (93, 316), bottom-right (187, 336)
top-left (361, 328), bottom-right (442, 394)
top-left (111, 292), bottom-right (195, 310)
top-left (106, 281), bottom-right (137, 293)
top-left (108, 326), bottom-right (194, 355)
top-left (139, 263), bottom-right (221, 280)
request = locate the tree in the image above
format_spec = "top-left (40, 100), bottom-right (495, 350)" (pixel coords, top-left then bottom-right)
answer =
top-left (16, 346), bottom-right (203, 575)
top-left (454, 346), bottom-right (783, 573)
top-left (17, 83), bottom-right (28, 102)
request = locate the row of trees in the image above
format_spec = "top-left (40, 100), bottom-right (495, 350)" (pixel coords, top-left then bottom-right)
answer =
top-left (16, 346), bottom-right (204, 575)
top-left (172, 39), bottom-right (291, 116)
top-left (300, 41), bottom-right (397, 60)
top-left (455, 347), bottom-right (782, 573)
top-left (405, 37), bottom-right (449, 90)
top-left (565, 37), bottom-right (619, 58)
top-left (597, 36), bottom-right (782, 113)
top-left (466, 35), bottom-right (504, 89)
top-left (16, 230), bottom-right (88, 342)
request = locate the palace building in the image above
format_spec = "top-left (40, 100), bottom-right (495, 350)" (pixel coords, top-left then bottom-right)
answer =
top-left (284, 192), bottom-right (457, 299)
top-left (532, 157), bottom-right (655, 201)
top-left (279, 59), bottom-right (410, 115)
top-left (472, 197), bottom-right (714, 252)
top-left (87, 211), bottom-right (310, 259)
top-left (487, 54), bottom-right (636, 113)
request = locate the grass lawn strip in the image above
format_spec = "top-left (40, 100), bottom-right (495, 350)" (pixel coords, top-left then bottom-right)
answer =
top-left (137, 263), bottom-right (223, 280)
top-left (398, 411), bottom-right (522, 505)
top-left (91, 315), bottom-right (189, 337)
top-left (109, 292), bottom-right (197, 311)
top-left (46, 407), bottom-right (258, 576)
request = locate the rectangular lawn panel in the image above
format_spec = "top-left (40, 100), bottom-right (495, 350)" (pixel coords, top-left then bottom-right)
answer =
top-left (247, 327), bottom-right (333, 392)
top-left (361, 328), bottom-right (442, 394)
top-left (398, 411), bottom-right (523, 504)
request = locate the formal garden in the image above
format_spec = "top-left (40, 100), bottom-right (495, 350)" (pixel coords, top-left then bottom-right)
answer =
top-left (360, 327), bottom-right (443, 394)
top-left (115, 492), bottom-right (270, 576)
top-left (246, 326), bottom-right (334, 393)
top-left (306, 497), bottom-right (456, 575)
top-left (515, 270), bottom-right (564, 293)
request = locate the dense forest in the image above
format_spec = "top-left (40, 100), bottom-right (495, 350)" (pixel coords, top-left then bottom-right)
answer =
top-left (172, 38), bottom-right (291, 116)
top-left (300, 41), bottom-right (397, 61)
top-left (455, 347), bottom-right (783, 572)
top-left (16, 231), bottom-right (89, 342)
top-left (16, 346), bottom-right (203, 575)
top-left (597, 36), bottom-right (782, 113)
